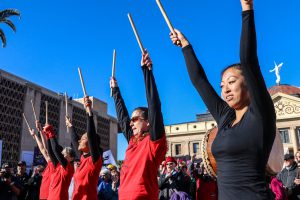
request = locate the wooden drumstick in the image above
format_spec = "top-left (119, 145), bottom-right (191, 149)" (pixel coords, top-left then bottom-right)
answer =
top-left (30, 99), bottom-right (38, 122)
top-left (45, 101), bottom-right (48, 125)
top-left (65, 92), bottom-right (69, 133)
top-left (23, 113), bottom-right (31, 131)
top-left (127, 13), bottom-right (145, 53)
top-left (110, 49), bottom-right (116, 97)
top-left (156, 0), bottom-right (181, 45)
top-left (78, 67), bottom-right (88, 97)
top-left (23, 113), bottom-right (35, 139)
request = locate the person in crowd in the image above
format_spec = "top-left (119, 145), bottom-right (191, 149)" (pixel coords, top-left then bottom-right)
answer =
top-left (66, 97), bottom-right (103, 200)
top-left (158, 156), bottom-right (190, 200)
top-left (266, 175), bottom-right (287, 200)
top-left (189, 156), bottom-right (217, 200)
top-left (110, 51), bottom-right (167, 199)
top-left (97, 169), bottom-right (117, 200)
top-left (42, 123), bottom-right (75, 200)
top-left (277, 153), bottom-right (300, 199)
top-left (25, 165), bottom-right (44, 200)
top-left (15, 161), bottom-right (29, 200)
top-left (0, 163), bottom-right (21, 200)
top-left (170, 0), bottom-right (276, 199)
top-left (295, 152), bottom-right (300, 168)
top-left (111, 170), bottom-right (120, 199)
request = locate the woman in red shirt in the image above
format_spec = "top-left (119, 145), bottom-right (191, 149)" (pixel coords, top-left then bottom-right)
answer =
top-left (110, 52), bottom-right (167, 199)
top-left (29, 126), bottom-right (54, 200)
top-left (68, 97), bottom-right (103, 200)
top-left (42, 124), bottom-right (75, 200)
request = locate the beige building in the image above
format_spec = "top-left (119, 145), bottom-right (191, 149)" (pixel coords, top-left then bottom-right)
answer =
top-left (165, 84), bottom-right (300, 160)
top-left (0, 69), bottom-right (118, 167)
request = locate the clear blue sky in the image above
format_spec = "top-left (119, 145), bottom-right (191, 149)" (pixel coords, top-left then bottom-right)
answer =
top-left (1, 1), bottom-right (300, 160)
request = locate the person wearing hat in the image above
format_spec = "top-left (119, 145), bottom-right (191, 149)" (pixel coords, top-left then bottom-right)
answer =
top-left (277, 153), bottom-right (300, 199)
top-left (158, 156), bottom-right (189, 200)
top-left (15, 161), bottom-right (29, 200)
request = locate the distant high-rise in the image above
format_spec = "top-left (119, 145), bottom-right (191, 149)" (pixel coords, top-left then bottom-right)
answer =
top-left (0, 69), bottom-right (118, 167)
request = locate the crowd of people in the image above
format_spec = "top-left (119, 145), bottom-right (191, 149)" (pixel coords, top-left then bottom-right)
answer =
top-left (0, 0), bottom-right (297, 199)
top-left (3, 153), bottom-right (300, 200)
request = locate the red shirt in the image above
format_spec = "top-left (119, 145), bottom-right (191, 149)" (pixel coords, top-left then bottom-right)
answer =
top-left (47, 162), bottom-right (74, 200)
top-left (119, 134), bottom-right (167, 200)
top-left (72, 155), bottom-right (102, 200)
top-left (39, 161), bottom-right (54, 199)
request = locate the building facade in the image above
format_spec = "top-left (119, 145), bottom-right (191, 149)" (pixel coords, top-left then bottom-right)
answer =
top-left (0, 69), bottom-right (118, 167)
top-left (165, 84), bottom-right (300, 160)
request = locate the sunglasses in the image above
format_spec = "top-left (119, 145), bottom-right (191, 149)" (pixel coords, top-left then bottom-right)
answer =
top-left (130, 116), bottom-right (145, 123)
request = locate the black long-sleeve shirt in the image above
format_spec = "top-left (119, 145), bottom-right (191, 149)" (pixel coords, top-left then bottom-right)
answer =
top-left (50, 137), bottom-right (68, 169)
top-left (182, 10), bottom-right (276, 200)
top-left (69, 126), bottom-right (81, 160)
top-left (112, 64), bottom-right (165, 142)
top-left (46, 138), bottom-right (59, 167)
top-left (87, 115), bottom-right (102, 163)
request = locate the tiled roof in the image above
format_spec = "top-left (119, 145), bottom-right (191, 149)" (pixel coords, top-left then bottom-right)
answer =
top-left (268, 84), bottom-right (300, 96)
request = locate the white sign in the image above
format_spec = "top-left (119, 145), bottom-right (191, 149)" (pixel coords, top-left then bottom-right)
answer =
top-left (21, 151), bottom-right (34, 173)
top-left (103, 150), bottom-right (116, 165)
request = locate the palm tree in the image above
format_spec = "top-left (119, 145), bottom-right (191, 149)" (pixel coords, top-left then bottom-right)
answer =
top-left (0, 9), bottom-right (20, 48)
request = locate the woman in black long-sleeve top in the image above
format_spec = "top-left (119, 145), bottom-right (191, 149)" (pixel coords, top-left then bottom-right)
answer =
top-left (110, 52), bottom-right (167, 200)
top-left (170, 0), bottom-right (276, 199)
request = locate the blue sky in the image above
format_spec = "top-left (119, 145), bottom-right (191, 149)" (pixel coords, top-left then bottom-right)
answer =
top-left (1, 1), bottom-right (300, 160)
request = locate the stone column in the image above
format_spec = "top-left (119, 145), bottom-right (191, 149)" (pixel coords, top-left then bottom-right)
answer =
top-left (290, 126), bottom-right (299, 154)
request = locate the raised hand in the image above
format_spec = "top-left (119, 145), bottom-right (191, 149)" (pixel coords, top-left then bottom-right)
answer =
top-left (43, 124), bottom-right (56, 139)
top-left (170, 29), bottom-right (189, 48)
top-left (141, 50), bottom-right (153, 70)
top-left (65, 116), bottom-right (73, 128)
top-left (35, 121), bottom-right (43, 132)
top-left (110, 77), bottom-right (118, 89)
top-left (84, 96), bottom-right (92, 116)
top-left (240, 0), bottom-right (253, 11)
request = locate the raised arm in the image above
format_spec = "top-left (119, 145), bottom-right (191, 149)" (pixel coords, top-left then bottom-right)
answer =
top-left (43, 125), bottom-right (68, 169)
top-left (66, 117), bottom-right (81, 159)
top-left (141, 51), bottom-right (165, 141)
top-left (110, 78), bottom-right (133, 142)
top-left (170, 30), bottom-right (231, 124)
top-left (84, 97), bottom-right (102, 163)
top-left (239, 0), bottom-right (275, 119)
top-left (29, 128), bottom-right (50, 162)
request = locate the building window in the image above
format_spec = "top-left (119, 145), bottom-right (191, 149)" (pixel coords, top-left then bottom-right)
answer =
top-left (175, 144), bottom-right (181, 155)
top-left (279, 129), bottom-right (290, 143)
top-left (297, 127), bottom-right (300, 146)
top-left (193, 143), bottom-right (199, 154)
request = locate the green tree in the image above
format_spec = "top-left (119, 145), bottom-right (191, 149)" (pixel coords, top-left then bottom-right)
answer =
top-left (0, 9), bottom-right (20, 48)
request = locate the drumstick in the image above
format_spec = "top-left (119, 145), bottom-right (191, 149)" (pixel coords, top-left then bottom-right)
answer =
top-left (23, 113), bottom-right (35, 139)
top-left (23, 113), bottom-right (31, 131)
top-left (78, 67), bottom-right (88, 97)
top-left (65, 92), bottom-right (69, 133)
top-left (110, 49), bottom-right (116, 97)
top-left (30, 99), bottom-right (38, 122)
top-left (156, 0), bottom-right (180, 45)
top-left (127, 13), bottom-right (145, 53)
top-left (45, 101), bottom-right (48, 125)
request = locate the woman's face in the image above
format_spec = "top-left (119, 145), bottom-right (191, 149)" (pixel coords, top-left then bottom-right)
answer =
top-left (78, 133), bottom-right (89, 153)
top-left (221, 68), bottom-right (250, 110)
top-left (130, 110), bottom-right (149, 136)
